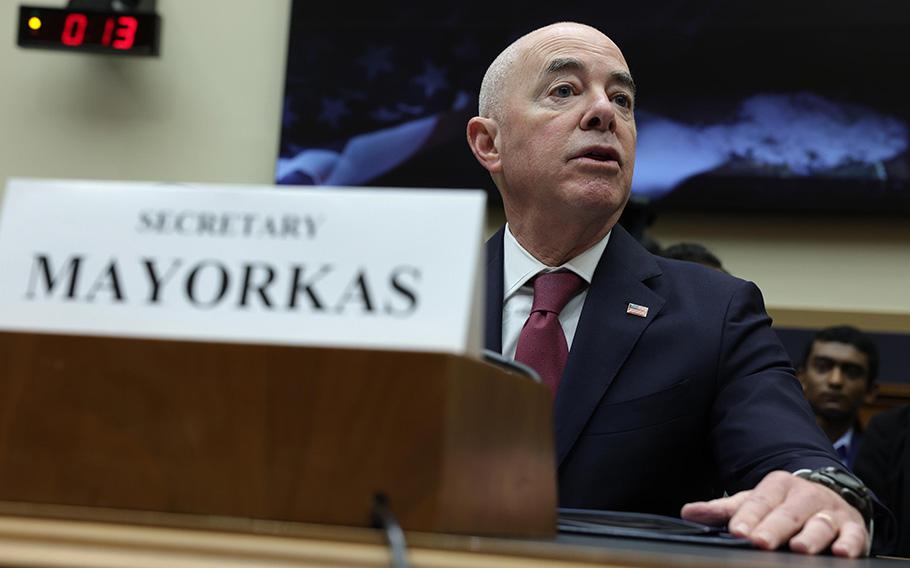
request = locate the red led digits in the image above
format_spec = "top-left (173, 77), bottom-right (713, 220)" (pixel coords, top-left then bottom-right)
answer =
top-left (18, 6), bottom-right (159, 56)
top-left (113, 16), bottom-right (138, 50)
top-left (60, 13), bottom-right (87, 46)
top-left (101, 17), bottom-right (115, 46)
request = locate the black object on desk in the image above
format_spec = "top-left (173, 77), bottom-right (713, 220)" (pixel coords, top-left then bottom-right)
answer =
top-left (558, 508), bottom-right (753, 548)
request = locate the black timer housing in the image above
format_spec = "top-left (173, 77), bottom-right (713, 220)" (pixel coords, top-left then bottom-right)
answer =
top-left (18, 1), bottom-right (160, 56)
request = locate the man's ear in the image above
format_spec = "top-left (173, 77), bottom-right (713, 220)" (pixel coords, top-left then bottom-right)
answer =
top-left (466, 116), bottom-right (502, 174)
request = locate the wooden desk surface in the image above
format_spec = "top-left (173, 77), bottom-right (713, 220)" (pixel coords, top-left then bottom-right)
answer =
top-left (0, 502), bottom-right (900, 568)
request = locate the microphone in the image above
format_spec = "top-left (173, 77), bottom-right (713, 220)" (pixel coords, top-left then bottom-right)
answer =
top-left (482, 349), bottom-right (541, 383)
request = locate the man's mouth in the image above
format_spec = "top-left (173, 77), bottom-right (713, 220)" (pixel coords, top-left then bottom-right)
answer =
top-left (573, 146), bottom-right (621, 164)
top-left (818, 393), bottom-right (846, 405)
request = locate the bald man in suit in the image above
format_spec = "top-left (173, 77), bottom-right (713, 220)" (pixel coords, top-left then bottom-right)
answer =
top-left (467, 21), bottom-right (874, 557)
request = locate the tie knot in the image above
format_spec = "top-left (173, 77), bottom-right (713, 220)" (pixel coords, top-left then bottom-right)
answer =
top-left (530, 271), bottom-right (587, 314)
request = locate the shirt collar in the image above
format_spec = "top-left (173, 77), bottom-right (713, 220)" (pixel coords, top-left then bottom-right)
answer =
top-left (503, 223), bottom-right (610, 301)
top-left (833, 427), bottom-right (855, 451)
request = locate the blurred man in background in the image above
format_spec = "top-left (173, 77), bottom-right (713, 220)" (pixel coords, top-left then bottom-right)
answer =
top-left (798, 326), bottom-right (879, 470)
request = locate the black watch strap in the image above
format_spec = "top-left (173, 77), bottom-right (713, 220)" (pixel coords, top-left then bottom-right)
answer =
top-left (794, 466), bottom-right (874, 525)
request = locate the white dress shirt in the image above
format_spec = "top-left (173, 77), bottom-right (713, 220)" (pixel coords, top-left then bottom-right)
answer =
top-left (501, 224), bottom-right (611, 359)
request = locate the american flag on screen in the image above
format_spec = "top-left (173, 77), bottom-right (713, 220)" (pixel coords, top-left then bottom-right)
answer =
top-left (277, 22), bottom-right (493, 187)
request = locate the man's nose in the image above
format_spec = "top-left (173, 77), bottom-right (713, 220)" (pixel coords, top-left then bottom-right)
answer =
top-left (580, 93), bottom-right (615, 132)
top-left (827, 366), bottom-right (845, 387)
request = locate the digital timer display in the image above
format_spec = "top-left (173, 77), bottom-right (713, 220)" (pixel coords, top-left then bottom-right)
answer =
top-left (17, 5), bottom-right (160, 56)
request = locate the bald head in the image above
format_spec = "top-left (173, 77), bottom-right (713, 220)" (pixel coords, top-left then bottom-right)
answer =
top-left (466, 20), bottom-right (638, 265)
top-left (478, 22), bottom-right (619, 121)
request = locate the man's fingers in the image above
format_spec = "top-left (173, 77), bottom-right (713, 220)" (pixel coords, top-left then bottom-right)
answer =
top-left (789, 512), bottom-right (839, 555)
top-left (680, 491), bottom-right (749, 525)
top-left (830, 520), bottom-right (869, 559)
top-left (745, 484), bottom-right (819, 550)
top-left (726, 471), bottom-right (790, 538)
top-left (790, 513), bottom-right (866, 558)
top-left (681, 472), bottom-right (870, 556)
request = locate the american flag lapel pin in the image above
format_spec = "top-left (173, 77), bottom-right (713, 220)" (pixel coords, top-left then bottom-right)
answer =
top-left (626, 302), bottom-right (649, 318)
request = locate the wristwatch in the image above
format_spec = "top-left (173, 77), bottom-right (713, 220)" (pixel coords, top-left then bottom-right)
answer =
top-left (794, 466), bottom-right (874, 525)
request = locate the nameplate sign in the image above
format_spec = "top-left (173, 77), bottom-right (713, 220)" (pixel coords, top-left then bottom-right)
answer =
top-left (0, 178), bottom-right (486, 354)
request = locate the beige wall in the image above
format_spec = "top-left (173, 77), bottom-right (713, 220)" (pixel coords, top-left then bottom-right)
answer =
top-left (0, 0), bottom-right (290, 190)
top-left (488, 207), bottom-right (910, 328)
top-left (2, 0), bottom-right (907, 327)
top-left (650, 214), bottom-right (910, 327)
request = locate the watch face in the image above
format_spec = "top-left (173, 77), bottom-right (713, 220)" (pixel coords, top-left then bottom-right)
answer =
top-left (825, 468), bottom-right (866, 492)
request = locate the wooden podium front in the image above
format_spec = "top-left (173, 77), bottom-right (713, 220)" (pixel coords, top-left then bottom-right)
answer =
top-left (0, 331), bottom-right (556, 537)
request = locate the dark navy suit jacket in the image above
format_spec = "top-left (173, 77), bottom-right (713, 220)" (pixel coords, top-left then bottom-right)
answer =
top-left (485, 225), bottom-right (842, 517)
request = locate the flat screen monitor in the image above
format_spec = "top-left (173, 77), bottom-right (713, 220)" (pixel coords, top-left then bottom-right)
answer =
top-left (277, 1), bottom-right (910, 216)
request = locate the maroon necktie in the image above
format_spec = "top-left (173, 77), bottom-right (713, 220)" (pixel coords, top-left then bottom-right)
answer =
top-left (514, 271), bottom-right (588, 395)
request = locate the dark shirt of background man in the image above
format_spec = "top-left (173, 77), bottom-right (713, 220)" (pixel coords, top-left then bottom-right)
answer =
top-left (854, 405), bottom-right (910, 557)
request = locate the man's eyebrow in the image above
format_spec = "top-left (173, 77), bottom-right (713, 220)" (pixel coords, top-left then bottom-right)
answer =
top-left (542, 58), bottom-right (637, 96)
top-left (612, 71), bottom-right (637, 97)
top-left (545, 57), bottom-right (584, 75)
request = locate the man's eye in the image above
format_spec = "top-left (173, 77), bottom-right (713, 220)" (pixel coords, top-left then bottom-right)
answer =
top-left (613, 93), bottom-right (632, 109)
top-left (811, 358), bottom-right (834, 373)
top-left (842, 364), bottom-right (868, 380)
top-left (552, 85), bottom-right (573, 98)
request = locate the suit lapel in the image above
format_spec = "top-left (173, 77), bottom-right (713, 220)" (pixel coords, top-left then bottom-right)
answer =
top-left (484, 224), bottom-right (667, 466)
top-left (484, 227), bottom-right (505, 353)
top-left (554, 225), bottom-right (666, 466)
